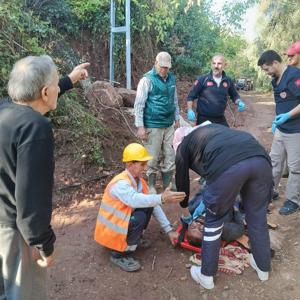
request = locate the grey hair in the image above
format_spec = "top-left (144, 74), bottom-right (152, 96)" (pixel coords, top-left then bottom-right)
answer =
top-left (8, 55), bottom-right (57, 103)
top-left (212, 53), bottom-right (225, 61)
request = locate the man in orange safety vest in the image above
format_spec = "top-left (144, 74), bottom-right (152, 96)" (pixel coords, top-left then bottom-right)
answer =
top-left (94, 143), bottom-right (185, 272)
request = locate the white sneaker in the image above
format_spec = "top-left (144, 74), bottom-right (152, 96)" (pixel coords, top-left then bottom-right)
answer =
top-left (249, 254), bottom-right (269, 281)
top-left (190, 266), bottom-right (214, 289)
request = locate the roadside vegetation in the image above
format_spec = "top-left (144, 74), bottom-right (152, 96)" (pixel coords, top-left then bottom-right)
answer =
top-left (1, 0), bottom-right (299, 163)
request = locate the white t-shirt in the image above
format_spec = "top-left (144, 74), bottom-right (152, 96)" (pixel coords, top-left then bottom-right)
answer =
top-left (213, 75), bottom-right (222, 87)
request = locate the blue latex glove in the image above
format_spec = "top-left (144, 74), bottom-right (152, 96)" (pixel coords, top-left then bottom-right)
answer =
top-left (271, 122), bottom-right (277, 134)
top-left (192, 201), bottom-right (205, 220)
top-left (273, 113), bottom-right (291, 126)
top-left (271, 112), bottom-right (291, 134)
top-left (237, 100), bottom-right (246, 112)
top-left (187, 108), bottom-right (196, 121)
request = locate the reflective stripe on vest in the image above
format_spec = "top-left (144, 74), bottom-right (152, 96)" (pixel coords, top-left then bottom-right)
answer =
top-left (94, 171), bottom-right (148, 252)
top-left (97, 215), bottom-right (128, 235)
top-left (100, 201), bottom-right (131, 223)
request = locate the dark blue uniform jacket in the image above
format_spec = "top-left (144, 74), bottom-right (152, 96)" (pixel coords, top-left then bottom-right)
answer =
top-left (187, 71), bottom-right (240, 117)
top-left (272, 65), bottom-right (300, 133)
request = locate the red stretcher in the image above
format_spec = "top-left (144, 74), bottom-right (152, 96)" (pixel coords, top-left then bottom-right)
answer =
top-left (174, 224), bottom-right (232, 252)
top-left (173, 223), bottom-right (251, 276)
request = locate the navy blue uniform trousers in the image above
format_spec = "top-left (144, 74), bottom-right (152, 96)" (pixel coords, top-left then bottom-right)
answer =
top-left (111, 208), bottom-right (153, 257)
top-left (127, 207), bottom-right (154, 246)
top-left (201, 156), bottom-right (273, 276)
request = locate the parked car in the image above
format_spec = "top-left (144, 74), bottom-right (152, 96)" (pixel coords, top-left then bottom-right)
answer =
top-left (236, 78), bottom-right (253, 91)
top-left (236, 78), bottom-right (246, 90)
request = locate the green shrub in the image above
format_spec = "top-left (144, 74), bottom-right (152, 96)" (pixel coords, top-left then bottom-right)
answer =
top-left (0, 1), bottom-right (55, 97)
top-left (50, 91), bottom-right (107, 165)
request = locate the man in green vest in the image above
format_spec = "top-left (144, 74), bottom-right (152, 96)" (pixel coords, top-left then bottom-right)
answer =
top-left (134, 52), bottom-right (180, 194)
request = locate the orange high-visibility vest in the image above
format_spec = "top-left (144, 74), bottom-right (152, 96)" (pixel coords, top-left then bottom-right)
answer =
top-left (94, 171), bottom-right (148, 252)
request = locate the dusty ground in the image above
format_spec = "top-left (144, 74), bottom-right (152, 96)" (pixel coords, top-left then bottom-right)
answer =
top-left (48, 91), bottom-right (300, 300)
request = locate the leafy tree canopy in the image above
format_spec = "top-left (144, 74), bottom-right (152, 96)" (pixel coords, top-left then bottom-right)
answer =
top-left (0, 0), bottom-right (263, 95)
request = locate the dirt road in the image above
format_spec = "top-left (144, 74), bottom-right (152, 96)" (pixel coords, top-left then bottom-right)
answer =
top-left (48, 92), bottom-right (300, 300)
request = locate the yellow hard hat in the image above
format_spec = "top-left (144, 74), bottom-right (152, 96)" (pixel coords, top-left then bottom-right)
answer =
top-left (122, 143), bottom-right (153, 162)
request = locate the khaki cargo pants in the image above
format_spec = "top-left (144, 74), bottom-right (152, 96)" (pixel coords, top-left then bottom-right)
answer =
top-left (143, 125), bottom-right (175, 176)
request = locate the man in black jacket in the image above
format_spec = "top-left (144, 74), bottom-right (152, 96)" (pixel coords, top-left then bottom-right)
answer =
top-left (174, 124), bottom-right (273, 289)
top-left (0, 55), bottom-right (89, 300)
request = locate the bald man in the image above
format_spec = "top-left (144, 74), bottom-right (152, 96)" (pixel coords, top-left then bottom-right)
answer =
top-left (186, 54), bottom-right (246, 126)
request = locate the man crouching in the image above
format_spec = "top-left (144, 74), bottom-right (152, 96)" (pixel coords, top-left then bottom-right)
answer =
top-left (94, 143), bottom-right (186, 272)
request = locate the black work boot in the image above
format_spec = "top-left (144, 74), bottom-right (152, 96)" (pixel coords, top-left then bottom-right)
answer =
top-left (148, 173), bottom-right (157, 194)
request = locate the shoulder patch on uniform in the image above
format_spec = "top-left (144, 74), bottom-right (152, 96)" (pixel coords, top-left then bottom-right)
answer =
top-left (194, 80), bottom-right (199, 86)
top-left (295, 78), bottom-right (300, 87)
top-left (223, 82), bottom-right (228, 88)
top-left (280, 91), bottom-right (287, 99)
top-left (207, 81), bottom-right (214, 87)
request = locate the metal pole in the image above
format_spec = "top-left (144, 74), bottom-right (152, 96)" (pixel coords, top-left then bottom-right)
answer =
top-left (109, 0), bottom-right (131, 89)
top-left (125, 0), bottom-right (131, 90)
top-left (109, 0), bottom-right (115, 85)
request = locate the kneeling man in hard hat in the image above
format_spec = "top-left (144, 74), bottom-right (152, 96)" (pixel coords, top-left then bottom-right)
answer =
top-left (94, 143), bottom-right (186, 272)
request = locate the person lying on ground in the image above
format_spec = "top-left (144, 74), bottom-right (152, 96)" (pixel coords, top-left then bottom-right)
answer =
top-left (94, 143), bottom-right (186, 272)
top-left (186, 193), bottom-right (245, 247)
top-left (173, 124), bottom-right (273, 289)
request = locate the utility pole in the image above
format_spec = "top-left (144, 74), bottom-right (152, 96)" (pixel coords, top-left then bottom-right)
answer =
top-left (109, 0), bottom-right (131, 89)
